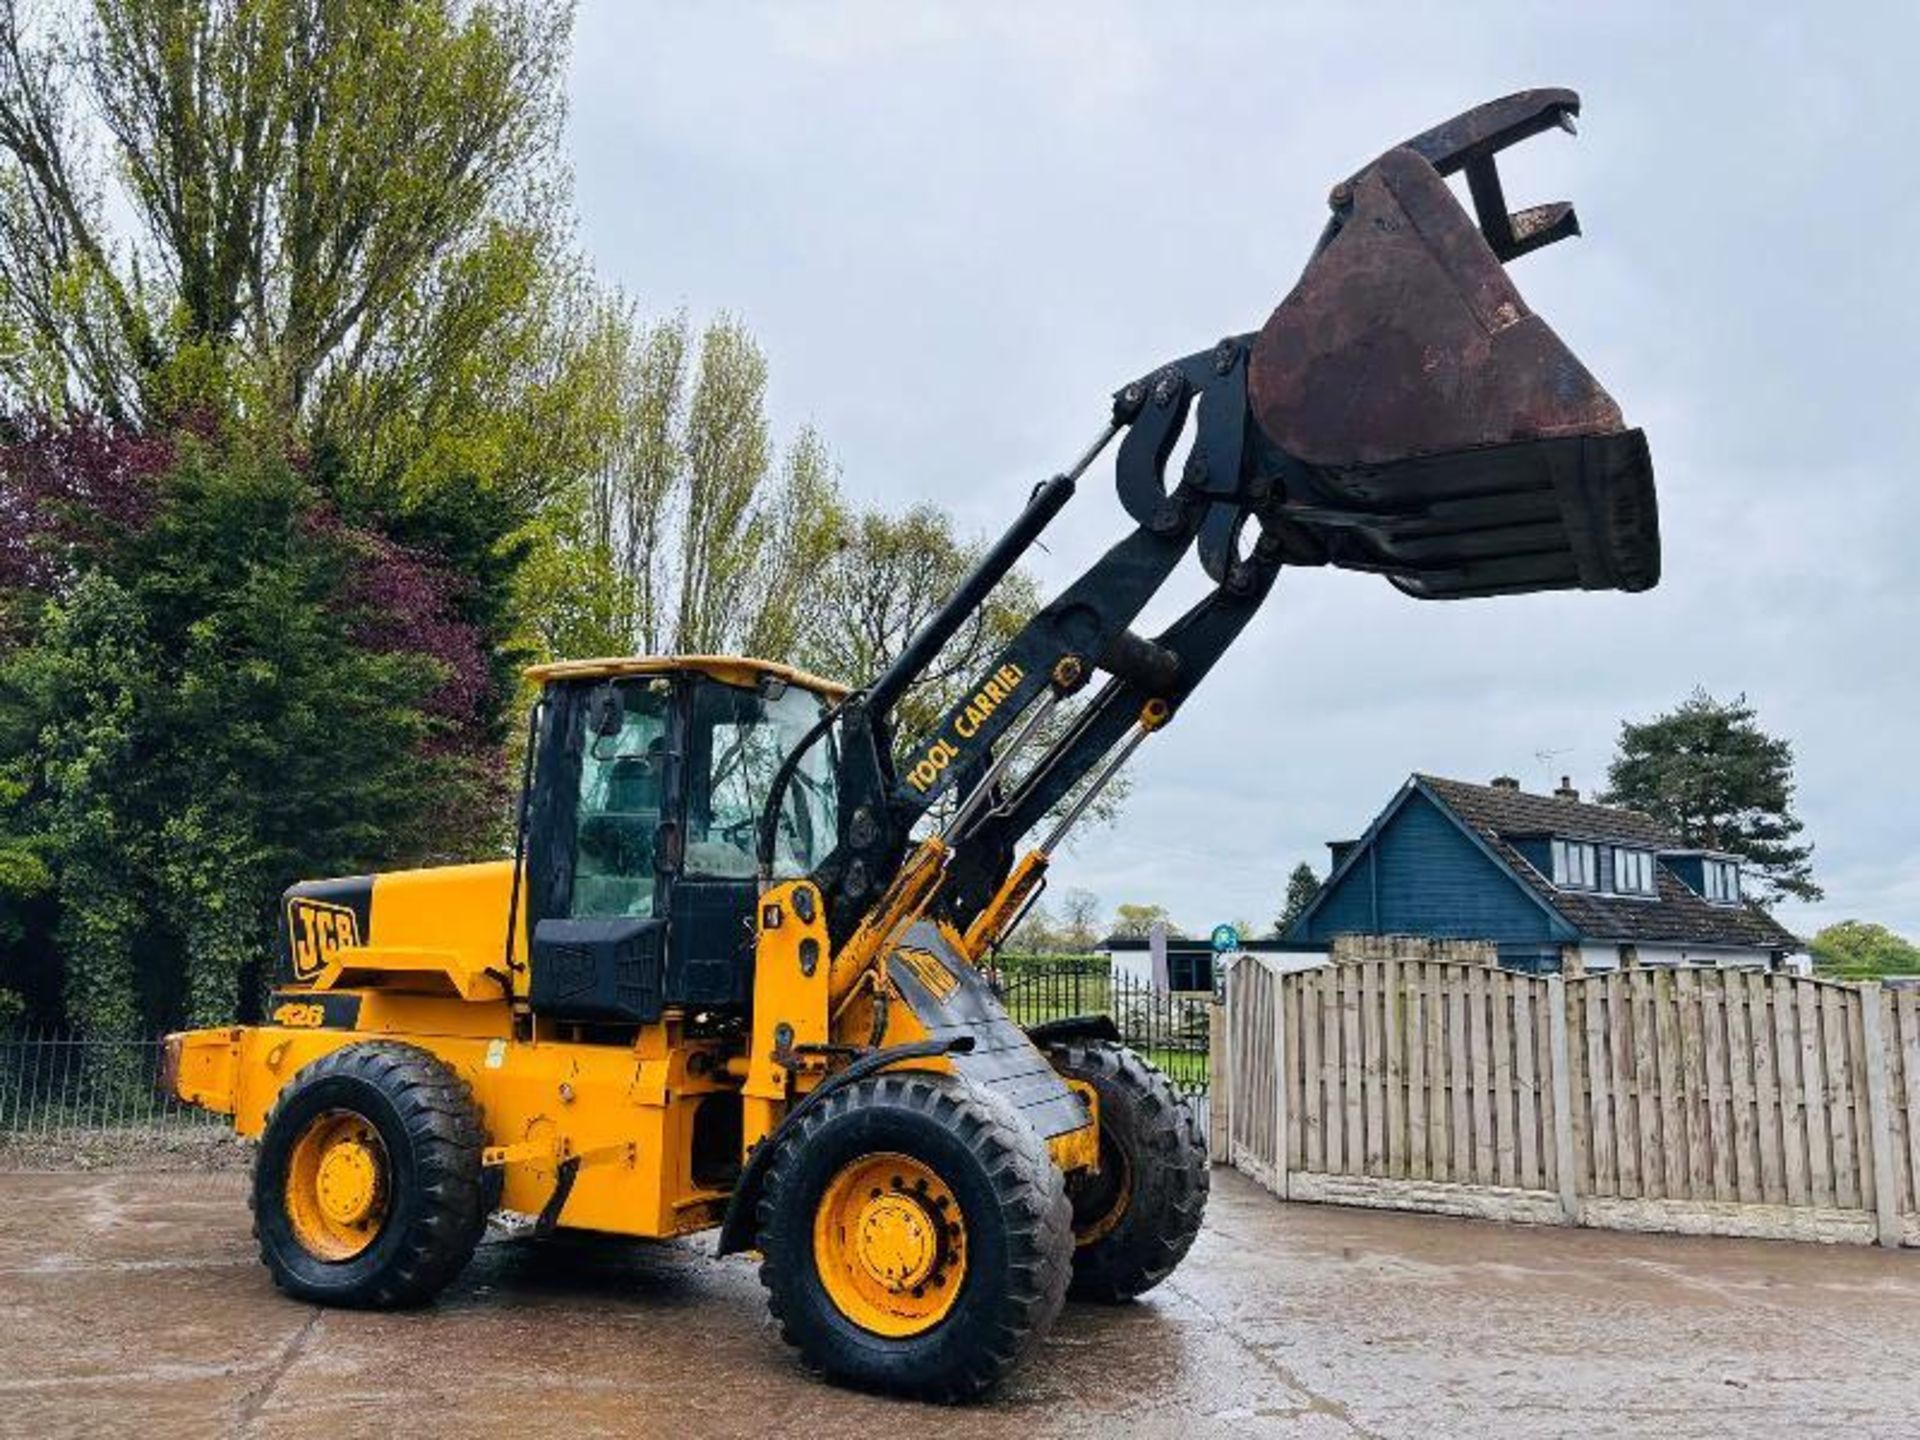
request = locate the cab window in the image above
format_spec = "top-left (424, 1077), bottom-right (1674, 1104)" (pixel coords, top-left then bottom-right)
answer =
top-left (570, 681), bottom-right (670, 918)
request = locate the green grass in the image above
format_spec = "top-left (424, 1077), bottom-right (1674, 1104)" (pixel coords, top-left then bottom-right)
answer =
top-left (996, 979), bottom-right (1111, 1026)
top-left (1142, 1046), bottom-right (1210, 1090)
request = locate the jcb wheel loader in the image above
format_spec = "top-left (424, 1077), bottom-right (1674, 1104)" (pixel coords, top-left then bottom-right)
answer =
top-left (163, 91), bottom-right (1661, 1400)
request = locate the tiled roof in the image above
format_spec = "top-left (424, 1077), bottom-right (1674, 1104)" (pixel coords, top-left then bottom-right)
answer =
top-left (1417, 775), bottom-right (1802, 953)
top-left (1419, 774), bottom-right (1672, 847)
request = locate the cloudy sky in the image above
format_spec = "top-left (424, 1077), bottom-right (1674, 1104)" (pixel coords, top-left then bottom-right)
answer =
top-left (566, 2), bottom-right (1919, 941)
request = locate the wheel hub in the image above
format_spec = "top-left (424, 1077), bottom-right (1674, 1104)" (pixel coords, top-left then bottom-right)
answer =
top-left (854, 1192), bottom-right (939, 1292)
top-left (316, 1138), bottom-right (380, 1225)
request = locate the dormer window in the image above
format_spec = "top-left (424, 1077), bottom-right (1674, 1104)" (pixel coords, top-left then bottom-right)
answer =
top-left (1551, 839), bottom-right (1597, 889)
top-left (1613, 848), bottom-right (1656, 896)
top-left (1703, 859), bottom-right (1741, 904)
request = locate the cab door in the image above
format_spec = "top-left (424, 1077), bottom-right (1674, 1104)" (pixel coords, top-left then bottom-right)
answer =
top-left (523, 676), bottom-right (678, 1024)
top-left (670, 674), bottom-right (842, 1011)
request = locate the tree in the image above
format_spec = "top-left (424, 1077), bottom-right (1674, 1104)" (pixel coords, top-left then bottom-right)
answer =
top-left (0, 4), bottom-right (855, 1042)
top-left (0, 0), bottom-right (573, 434)
top-left (1276, 861), bottom-right (1319, 935)
top-left (0, 0), bottom-right (608, 779)
top-left (1112, 903), bottom-right (1180, 939)
top-left (0, 419), bottom-right (483, 1031)
top-left (520, 335), bottom-right (1130, 826)
top-left (0, 572), bottom-right (153, 1038)
top-left (1057, 887), bottom-right (1102, 952)
top-left (799, 502), bottom-right (1027, 741)
top-left (795, 502), bottom-right (1128, 830)
top-left (1600, 690), bottom-right (1820, 905)
top-left (1809, 921), bottom-right (1920, 980)
top-left (1003, 900), bottom-right (1058, 956)
top-left (518, 310), bottom-right (844, 668)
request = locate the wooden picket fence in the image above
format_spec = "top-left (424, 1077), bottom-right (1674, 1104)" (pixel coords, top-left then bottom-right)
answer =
top-left (1217, 956), bottom-right (1920, 1248)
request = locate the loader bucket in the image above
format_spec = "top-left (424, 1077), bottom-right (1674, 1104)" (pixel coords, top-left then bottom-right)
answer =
top-left (1249, 89), bottom-right (1659, 600)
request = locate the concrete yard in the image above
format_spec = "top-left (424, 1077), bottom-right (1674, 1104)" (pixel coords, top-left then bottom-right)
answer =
top-left (0, 1166), bottom-right (1914, 1438)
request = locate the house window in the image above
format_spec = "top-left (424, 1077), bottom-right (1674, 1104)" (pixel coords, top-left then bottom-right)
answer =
top-left (1703, 860), bottom-right (1741, 903)
top-left (1167, 951), bottom-right (1214, 993)
top-left (1551, 839), bottom-right (1597, 889)
top-left (1613, 848), bottom-right (1656, 896)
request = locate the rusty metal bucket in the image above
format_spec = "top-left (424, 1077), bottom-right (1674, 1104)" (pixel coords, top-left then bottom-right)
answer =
top-left (1250, 90), bottom-right (1659, 600)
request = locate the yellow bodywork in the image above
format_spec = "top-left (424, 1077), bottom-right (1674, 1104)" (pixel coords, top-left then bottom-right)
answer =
top-left (282, 860), bottom-right (521, 1002)
top-left (522, 653), bottom-right (850, 700)
top-left (168, 850), bottom-right (1097, 1242)
top-left (171, 1013), bottom-right (740, 1235)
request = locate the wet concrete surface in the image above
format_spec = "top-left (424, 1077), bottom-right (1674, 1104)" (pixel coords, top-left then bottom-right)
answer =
top-left (0, 1167), bottom-right (1914, 1438)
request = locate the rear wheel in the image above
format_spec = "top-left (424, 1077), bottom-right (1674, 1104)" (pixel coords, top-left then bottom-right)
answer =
top-left (1045, 1040), bottom-right (1208, 1301)
top-left (756, 1070), bottom-right (1073, 1400)
top-left (252, 1041), bottom-right (487, 1308)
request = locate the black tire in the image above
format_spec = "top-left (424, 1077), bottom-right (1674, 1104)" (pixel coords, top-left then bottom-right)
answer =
top-left (1044, 1040), bottom-right (1208, 1302)
top-left (252, 1041), bottom-right (488, 1309)
top-left (755, 1070), bottom-right (1073, 1401)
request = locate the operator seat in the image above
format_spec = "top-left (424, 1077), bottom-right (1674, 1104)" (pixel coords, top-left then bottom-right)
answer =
top-left (574, 738), bottom-right (665, 916)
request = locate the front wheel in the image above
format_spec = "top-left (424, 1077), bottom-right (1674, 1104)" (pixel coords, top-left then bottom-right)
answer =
top-left (252, 1041), bottom-right (488, 1308)
top-left (755, 1070), bottom-right (1073, 1400)
top-left (1045, 1039), bottom-right (1208, 1301)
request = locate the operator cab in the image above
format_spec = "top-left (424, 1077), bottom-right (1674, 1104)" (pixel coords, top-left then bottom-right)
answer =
top-left (520, 657), bottom-right (843, 1028)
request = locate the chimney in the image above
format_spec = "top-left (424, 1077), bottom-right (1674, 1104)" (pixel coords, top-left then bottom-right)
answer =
top-left (1490, 775), bottom-right (1520, 791)
top-left (1554, 775), bottom-right (1580, 801)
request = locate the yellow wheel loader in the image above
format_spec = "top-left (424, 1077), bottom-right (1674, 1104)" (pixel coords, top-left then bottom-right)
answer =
top-left (163, 91), bottom-right (1661, 1399)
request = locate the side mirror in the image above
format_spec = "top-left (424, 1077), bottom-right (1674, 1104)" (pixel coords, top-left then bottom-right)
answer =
top-left (586, 683), bottom-right (625, 738)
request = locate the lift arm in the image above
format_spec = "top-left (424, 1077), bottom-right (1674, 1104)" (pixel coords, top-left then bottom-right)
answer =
top-left (759, 88), bottom-right (1662, 955)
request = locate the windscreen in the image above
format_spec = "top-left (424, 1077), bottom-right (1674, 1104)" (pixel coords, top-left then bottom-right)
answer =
top-left (685, 679), bottom-right (838, 880)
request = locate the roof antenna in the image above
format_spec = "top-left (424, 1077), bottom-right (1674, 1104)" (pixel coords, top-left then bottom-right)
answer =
top-left (1533, 747), bottom-right (1570, 790)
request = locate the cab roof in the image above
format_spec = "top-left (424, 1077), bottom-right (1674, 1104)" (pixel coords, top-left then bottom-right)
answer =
top-left (522, 654), bottom-right (851, 700)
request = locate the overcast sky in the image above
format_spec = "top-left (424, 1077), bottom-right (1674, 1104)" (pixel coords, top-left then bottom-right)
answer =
top-left (566, 2), bottom-right (1919, 941)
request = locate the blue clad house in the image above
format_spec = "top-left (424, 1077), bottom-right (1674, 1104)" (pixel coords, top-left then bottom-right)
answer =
top-left (1286, 774), bottom-right (1802, 974)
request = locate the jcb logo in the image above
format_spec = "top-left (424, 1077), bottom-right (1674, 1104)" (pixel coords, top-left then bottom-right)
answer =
top-left (288, 898), bottom-right (361, 980)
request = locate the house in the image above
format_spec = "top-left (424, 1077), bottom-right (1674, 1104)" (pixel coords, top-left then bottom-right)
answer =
top-left (1285, 773), bottom-right (1803, 974)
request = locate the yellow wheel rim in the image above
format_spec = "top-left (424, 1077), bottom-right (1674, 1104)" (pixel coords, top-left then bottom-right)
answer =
top-left (1070, 1133), bottom-right (1132, 1247)
top-left (285, 1110), bottom-right (389, 1261)
top-left (812, 1151), bottom-right (966, 1337)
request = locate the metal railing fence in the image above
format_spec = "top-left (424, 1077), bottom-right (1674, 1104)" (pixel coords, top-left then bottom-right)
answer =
top-left (992, 957), bottom-right (1213, 1104)
top-left (0, 1027), bottom-right (222, 1143)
